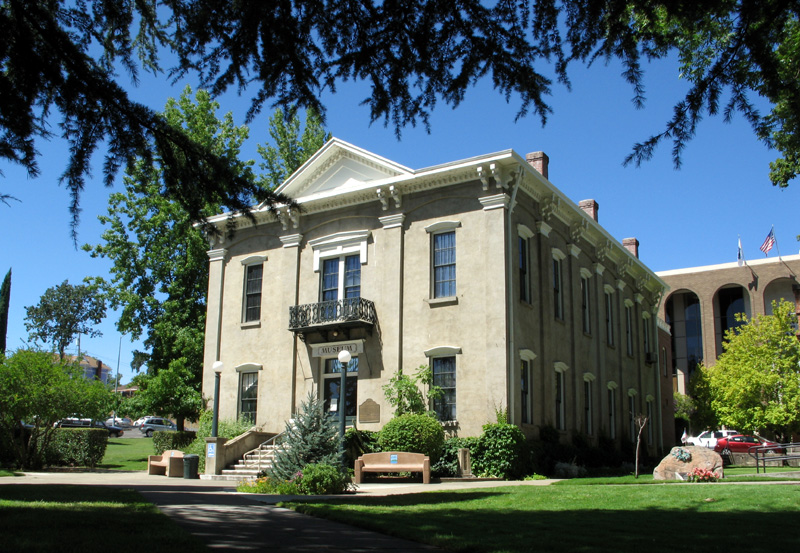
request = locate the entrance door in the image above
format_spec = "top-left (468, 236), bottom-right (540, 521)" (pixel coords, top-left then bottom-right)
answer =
top-left (322, 357), bottom-right (358, 423)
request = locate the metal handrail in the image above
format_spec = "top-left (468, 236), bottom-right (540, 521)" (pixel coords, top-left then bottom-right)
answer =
top-left (749, 442), bottom-right (800, 473)
top-left (255, 431), bottom-right (285, 473)
top-left (289, 297), bottom-right (376, 330)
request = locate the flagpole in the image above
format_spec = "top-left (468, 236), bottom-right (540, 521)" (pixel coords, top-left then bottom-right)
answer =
top-left (773, 225), bottom-right (782, 259)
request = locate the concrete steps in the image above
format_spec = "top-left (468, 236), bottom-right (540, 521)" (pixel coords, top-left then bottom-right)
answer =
top-left (205, 444), bottom-right (280, 482)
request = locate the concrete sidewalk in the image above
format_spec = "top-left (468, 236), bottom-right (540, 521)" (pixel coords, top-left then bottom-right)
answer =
top-left (5, 471), bottom-right (554, 551)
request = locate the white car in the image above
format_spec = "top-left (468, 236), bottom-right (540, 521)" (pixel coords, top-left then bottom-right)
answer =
top-left (686, 429), bottom-right (738, 448)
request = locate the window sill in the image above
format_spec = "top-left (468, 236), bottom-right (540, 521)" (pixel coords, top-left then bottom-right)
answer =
top-left (427, 296), bottom-right (458, 307)
top-left (440, 420), bottom-right (459, 428)
top-left (240, 321), bottom-right (261, 329)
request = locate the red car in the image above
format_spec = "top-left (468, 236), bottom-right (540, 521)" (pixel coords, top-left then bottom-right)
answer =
top-left (713, 434), bottom-right (784, 455)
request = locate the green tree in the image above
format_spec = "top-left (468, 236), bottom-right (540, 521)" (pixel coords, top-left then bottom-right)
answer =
top-left (0, 268), bottom-right (10, 355)
top-left (257, 107), bottom-right (332, 190)
top-left (707, 300), bottom-right (800, 442)
top-left (84, 88), bottom-right (329, 387)
top-left (129, 362), bottom-right (203, 432)
top-left (24, 281), bottom-right (106, 360)
top-left (382, 365), bottom-right (443, 417)
top-left (0, 349), bottom-right (112, 469)
top-left (270, 392), bottom-right (342, 480)
top-left (84, 87), bottom-right (246, 383)
top-left (3, 1), bottom-right (800, 230)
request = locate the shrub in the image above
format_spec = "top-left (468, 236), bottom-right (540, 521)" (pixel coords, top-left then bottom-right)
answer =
top-left (238, 475), bottom-right (302, 495)
top-left (184, 410), bottom-right (254, 473)
top-left (153, 430), bottom-right (196, 455)
top-left (554, 460), bottom-right (588, 479)
top-left (472, 423), bottom-right (525, 479)
top-left (432, 436), bottom-right (479, 477)
top-left (344, 428), bottom-right (380, 466)
top-left (377, 413), bottom-right (444, 462)
top-left (43, 428), bottom-right (107, 467)
top-left (297, 463), bottom-right (350, 494)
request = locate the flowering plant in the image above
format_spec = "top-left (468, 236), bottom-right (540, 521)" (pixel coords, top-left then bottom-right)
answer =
top-left (671, 447), bottom-right (692, 462)
top-left (688, 467), bottom-right (718, 483)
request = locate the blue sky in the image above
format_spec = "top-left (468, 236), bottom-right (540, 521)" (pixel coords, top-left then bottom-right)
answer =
top-left (1, 54), bottom-right (796, 384)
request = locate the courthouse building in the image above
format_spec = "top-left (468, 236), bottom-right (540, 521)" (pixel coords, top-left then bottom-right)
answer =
top-left (201, 138), bottom-right (669, 452)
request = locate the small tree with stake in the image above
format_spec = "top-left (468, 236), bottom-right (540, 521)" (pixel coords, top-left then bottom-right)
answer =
top-left (634, 414), bottom-right (649, 478)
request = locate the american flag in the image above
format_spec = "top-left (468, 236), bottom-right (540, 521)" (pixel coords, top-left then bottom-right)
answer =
top-left (760, 228), bottom-right (776, 255)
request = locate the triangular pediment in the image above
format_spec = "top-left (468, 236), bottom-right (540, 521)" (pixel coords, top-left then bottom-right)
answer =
top-left (274, 138), bottom-right (413, 201)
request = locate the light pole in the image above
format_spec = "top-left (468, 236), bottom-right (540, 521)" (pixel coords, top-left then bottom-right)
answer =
top-left (212, 361), bottom-right (223, 438)
top-left (336, 350), bottom-right (351, 456)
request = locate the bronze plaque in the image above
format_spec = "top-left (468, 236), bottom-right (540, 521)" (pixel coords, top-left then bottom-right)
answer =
top-left (358, 398), bottom-right (380, 423)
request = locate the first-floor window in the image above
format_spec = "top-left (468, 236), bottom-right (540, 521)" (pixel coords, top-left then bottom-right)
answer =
top-left (323, 357), bottom-right (359, 422)
top-left (239, 372), bottom-right (258, 424)
top-left (555, 369), bottom-right (566, 430)
top-left (433, 356), bottom-right (456, 420)
top-left (243, 263), bottom-right (263, 322)
top-left (521, 360), bottom-right (531, 424)
top-left (608, 387), bottom-right (616, 439)
top-left (646, 399), bottom-right (654, 445)
top-left (584, 378), bottom-right (593, 435)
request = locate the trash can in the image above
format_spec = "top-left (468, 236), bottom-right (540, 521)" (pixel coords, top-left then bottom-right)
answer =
top-left (183, 454), bottom-right (200, 479)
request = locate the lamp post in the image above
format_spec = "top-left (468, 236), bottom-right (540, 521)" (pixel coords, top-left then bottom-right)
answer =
top-left (336, 350), bottom-right (351, 453)
top-left (212, 361), bottom-right (223, 438)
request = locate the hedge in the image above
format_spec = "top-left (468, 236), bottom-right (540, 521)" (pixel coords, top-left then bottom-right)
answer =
top-left (43, 428), bottom-right (108, 468)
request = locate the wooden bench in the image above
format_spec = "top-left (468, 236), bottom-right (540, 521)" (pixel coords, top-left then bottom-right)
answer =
top-left (354, 451), bottom-right (431, 484)
top-left (148, 449), bottom-right (185, 477)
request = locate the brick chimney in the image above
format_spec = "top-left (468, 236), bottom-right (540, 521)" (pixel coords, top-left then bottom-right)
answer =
top-left (623, 237), bottom-right (639, 258)
top-left (526, 151), bottom-right (549, 180)
top-left (579, 199), bottom-right (599, 222)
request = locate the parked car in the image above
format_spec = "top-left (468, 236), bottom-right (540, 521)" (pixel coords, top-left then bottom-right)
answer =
top-left (55, 418), bottom-right (124, 437)
top-left (138, 417), bottom-right (177, 437)
top-left (105, 416), bottom-right (132, 428)
top-left (714, 434), bottom-right (784, 455)
top-left (686, 429), bottom-right (738, 448)
top-left (132, 416), bottom-right (152, 428)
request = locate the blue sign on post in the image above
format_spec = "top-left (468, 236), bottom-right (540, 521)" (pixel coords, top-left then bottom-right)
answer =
top-left (390, 454), bottom-right (398, 464)
top-left (207, 443), bottom-right (216, 458)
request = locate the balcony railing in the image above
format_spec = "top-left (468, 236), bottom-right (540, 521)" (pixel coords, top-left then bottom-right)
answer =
top-left (289, 297), bottom-right (376, 333)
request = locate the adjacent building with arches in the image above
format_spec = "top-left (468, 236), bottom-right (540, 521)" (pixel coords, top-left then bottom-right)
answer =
top-left (656, 255), bottom-right (800, 396)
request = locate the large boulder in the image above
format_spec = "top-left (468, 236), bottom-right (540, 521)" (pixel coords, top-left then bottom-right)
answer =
top-left (653, 446), bottom-right (724, 480)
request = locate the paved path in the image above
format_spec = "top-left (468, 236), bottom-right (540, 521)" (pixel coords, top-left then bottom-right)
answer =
top-left (4, 471), bottom-right (555, 551)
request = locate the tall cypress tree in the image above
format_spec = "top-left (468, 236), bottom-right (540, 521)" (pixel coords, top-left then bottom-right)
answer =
top-left (0, 268), bottom-right (10, 355)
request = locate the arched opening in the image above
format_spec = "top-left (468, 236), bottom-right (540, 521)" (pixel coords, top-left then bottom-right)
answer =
top-left (665, 290), bottom-right (703, 394)
top-left (713, 285), bottom-right (750, 356)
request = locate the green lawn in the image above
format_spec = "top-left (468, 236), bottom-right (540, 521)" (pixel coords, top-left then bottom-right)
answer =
top-left (287, 483), bottom-right (800, 553)
top-left (0, 485), bottom-right (208, 553)
top-left (98, 438), bottom-right (154, 471)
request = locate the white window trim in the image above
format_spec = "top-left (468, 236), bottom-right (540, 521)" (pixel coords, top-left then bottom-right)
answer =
top-left (425, 220), bottom-right (461, 234)
top-left (424, 346), bottom-right (462, 357)
top-left (519, 348), bottom-right (537, 362)
top-left (235, 363), bottom-right (263, 372)
top-left (310, 230), bottom-right (370, 272)
top-left (517, 224), bottom-right (535, 239)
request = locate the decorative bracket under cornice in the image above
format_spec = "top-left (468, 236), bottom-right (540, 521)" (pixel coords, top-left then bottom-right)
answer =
top-left (570, 219), bottom-right (588, 243)
top-left (376, 185), bottom-right (402, 211)
top-left (477, 163), bottom-right (511, 191)
top-left (276, 208), bottom-right (300, 230)
top-left (541, 194), bottom-right (560, 222)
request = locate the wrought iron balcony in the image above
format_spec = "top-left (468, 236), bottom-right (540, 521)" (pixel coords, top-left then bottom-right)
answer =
top-left (289, 297), bottom-right (376, 333)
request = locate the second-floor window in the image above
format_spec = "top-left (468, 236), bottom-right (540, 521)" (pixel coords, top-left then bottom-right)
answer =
top-left (321, 254), bottom-right (361, 301)
top-left (243, 263), bottom-right (263, 322)
top-left (433, 231), bottom-right (456, 298)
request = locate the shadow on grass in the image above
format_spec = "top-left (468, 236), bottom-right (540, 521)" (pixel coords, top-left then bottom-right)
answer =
top-left (0, 485), bottom-right (208, 553)
top-left (288, 487), bottom-right (800, 553)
